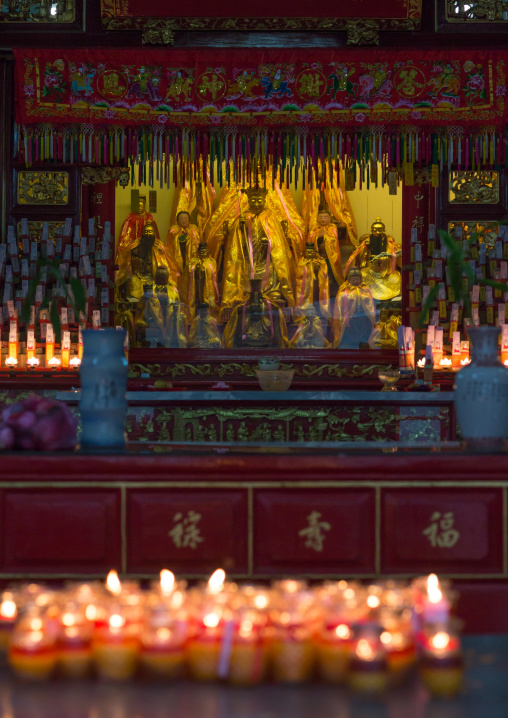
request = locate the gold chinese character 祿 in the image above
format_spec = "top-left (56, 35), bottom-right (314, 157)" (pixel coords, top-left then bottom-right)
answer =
top-left (295, 242), bottom-right (331, 319)
top-left (345, 217), bottom-right (401, 301)
top-left (223, 278), bottom-right (288, 348)
top-left (332, 268), bottom-right (376, 349)
top-left (189, 303), bottom-right (222, 349)
top-left (165, 211), bottom-right (201, 298)
top-left (221, 187), bottom-right (295, 314)
top-left (184, 243), bottom-right (220, 321)
top-left (117, 194), bottom-right (160, 257)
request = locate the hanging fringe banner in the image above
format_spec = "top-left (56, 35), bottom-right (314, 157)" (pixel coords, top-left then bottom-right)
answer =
top-left (12, 48), bottom-right (508, 187)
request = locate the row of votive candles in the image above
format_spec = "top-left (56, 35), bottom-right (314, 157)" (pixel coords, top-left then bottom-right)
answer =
top-left (0, 570), bottom-right (463, 696)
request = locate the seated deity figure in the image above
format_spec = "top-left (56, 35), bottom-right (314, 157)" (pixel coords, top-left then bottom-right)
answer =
top-left (165, 211), bottom-right (201, 297)
top-left (184, 243), bottom-right (220, 321)
top-left (290, 305), bottom-right (330, 349)
top-left (116, 221), bottom-right (177, 304)
top-left (188, 303), bottom-right (222, 349)
top-left (223, 279), bottom-right (288, 349)
top-left (332, 268), bottom-right (376, 349)
top-left (221, 186), bottom-right (295, 315)
top-left (164, 302), bottom-right (188, 348)
top-left (117, 194), bottom-right (160, 257)
top-left (344, 217), bottom-right (402, 302)
top-left (133, 283), bottom-right (166, 348)
top-left (370, 307), bottom-right (402, 349)
top-left (302, 172), bottom-right (358, 247)
top-left (307, 204), bottom-right (344, 299)
top-left (295, 242), bottom-right (331, 319)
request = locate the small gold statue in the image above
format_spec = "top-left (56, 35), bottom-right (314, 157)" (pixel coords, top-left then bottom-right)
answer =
top-left (223, 279), bottom-right (288, 348)
top-left (184, 243), bottom-right (220, 321)
top-left (370, 307), bottom-right (402, 349)
top-left (188, 303), bottom-right (222, 349)
top-left (290, 305), bottom-right (330, 349)
top-left (165, 211), bottom-right (201, 297)
top-left (307, 205), bottom-right (344, 296)
top-left (116, 221), bottom-right (177, 303)
top-left (117, 194), bottom-right (160, 257)
top-left (221, 187), bottom-right (295, 314)
top-left (344, 217), bottom-right (401, 301)
top-left (295, 242), bottom-right (331, 319)
top-left (332, 267), bottom-right (376, 349)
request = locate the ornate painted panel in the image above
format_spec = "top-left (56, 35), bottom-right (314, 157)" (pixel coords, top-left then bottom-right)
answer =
top-left (0, 0), bottom-right (76, 22)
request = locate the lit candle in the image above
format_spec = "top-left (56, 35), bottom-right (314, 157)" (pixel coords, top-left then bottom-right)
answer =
top-left (8, 320), bottom-right (18, 365)
top-left (187, 569), bottom-right (228, 682)
top-left (47, 356), bottom-right (61, 370)
top-left (226, 608), bottom-right (267, 686)
top-left (5, 356), bottom-right (18, 368)
top-left (45, 323), bottom-right (54, 366)
top-left (61, 330), bottom-right (71, 369)
top-left (92, 611), bottom-right (139, 681)
top-left (439, 357), bottom-right (452, 367)
top-left (417, 358), bottom-right (425, 368)
top-left (8, 612), bottom-right (57, 681)
top-left (140, 592), bottom-right (188, 679)
top-left (69, 356), bottom-right (81, 369)
top-left (348, 624), bottom-right (389, 694)
top-left (422, 574), bottom-right (450, 626)
top-left (57, 604), bottom-right (92, 678)
top-left (26, 356), bottom-right (40, 370)
top-left (420, 627), bottom-right (463, 697)
top-left (106, 569), bottom-right (122, 597)
top-left (26, 327), bottom-right (36, 363)
top-left (0, 592), bottom-right (17, 652)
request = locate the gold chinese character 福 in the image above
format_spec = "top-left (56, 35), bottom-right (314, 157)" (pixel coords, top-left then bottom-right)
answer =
top-left (169, 510), bottom-right (204, 549)
top-left (298, 510), bottom-right (331, 552)
top-left (422, 511), bottom-right (460, 549)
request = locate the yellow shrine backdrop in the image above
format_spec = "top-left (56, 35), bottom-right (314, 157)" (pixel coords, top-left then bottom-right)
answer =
top-left (114, 163), bottom-right (403, 249)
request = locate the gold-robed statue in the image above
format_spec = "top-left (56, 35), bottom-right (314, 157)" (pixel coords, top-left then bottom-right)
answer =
top-left (224, 279), bottom-right (288, 348)
top-left (307, 204), bottom-right (344, 296)
top-left (370, 307), bottom-right (402, 349)
top-left (184, 243), bottom-right (220, 321)
top-left (170, 172), bottom-right (215, 236)
top-left (302, 170), bottom-right (358, 247)
top-left (117, 194), bottom-right (160, 257)
top-left (189, 303), bottom-right (222, 349)
top-left (221, 186), bottom-right (295, 314)
top-left (332, 268), bottom-right (376, 349)
top-left (345, 217), bottom-right (402, 302)
top-left (116, 221), bottom-right (178, 304)
top-left (290, 305), bottom-right (330, 349)
top-left (295, 243), bottom-right (331, 318)
top-left (165, 210), bottom-right (201, 297)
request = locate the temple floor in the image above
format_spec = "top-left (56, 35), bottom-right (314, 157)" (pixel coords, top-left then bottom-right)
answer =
top-left (0, 635), bottom-right (504, 718)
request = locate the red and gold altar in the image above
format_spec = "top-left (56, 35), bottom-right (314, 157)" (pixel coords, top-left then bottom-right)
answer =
top-left (2, 1), bottom-right (508, 638)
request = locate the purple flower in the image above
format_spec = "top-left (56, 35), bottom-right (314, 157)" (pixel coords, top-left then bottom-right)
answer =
top-left (158, 114), bottom-right (168, 124)
top-left (468, 74), bottom-right (485, 91)
top-left (355, 112), bottom-right (366, 123)
top-left (24, 84), bottom-right (35, 97)
top-left (496, 85), bottom-right (506, 96)
top-left (103, 109), bottom-right (116, 119)
top-left (44, 72), bottom-right (59, 88)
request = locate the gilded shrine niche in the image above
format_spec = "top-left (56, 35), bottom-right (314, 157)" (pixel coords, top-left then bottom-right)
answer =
top-left (0, 0), bottom-right (75, 22)
top-left (449, 171), bottom-right (499, 205)
top-left (447, 220), bottom-right (500, 246)
top-left (17, 172), bottom-right (69, 206)
top-left (447, 1), bottom-right (508, 21)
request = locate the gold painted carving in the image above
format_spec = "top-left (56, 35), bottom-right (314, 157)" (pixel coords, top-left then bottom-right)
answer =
top-left (141, 19), bottom-right (176, 45)
top-left (81, 166), bottom-right (130, 186)
top-left (17, 221), bottom-right (65, 243)
top-left (1, 0), bottom-right (75, 22)
top-left (448, 220), bottom-right (500, 247)
top-left (447, 0), bottom-right (507, 21)
top-left (449, 171), bottom-right (499, 204)
top-left (17, 171), bottom-right (68, 206)
top-left (422, 511), bottom-right (460, 548)
top-left (346, 20), bottom-right (380, 45)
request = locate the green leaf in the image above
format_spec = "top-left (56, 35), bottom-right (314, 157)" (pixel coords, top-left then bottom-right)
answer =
top-left (50, 300), bottom-right (61, 343)
top-left (69, 278), bottom-right (86, 314)
top-left (419, 284), bottom-right (440, 327)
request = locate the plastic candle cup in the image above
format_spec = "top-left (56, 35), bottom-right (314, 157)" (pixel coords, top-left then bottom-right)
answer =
top-left (348, 624), bottom-right (390, 694)
top-left (92, 610), bottom-right (139, 681)
top-left (0, 592), bottom-right (18, 653)
top-left (420, 625), bottom-right (463, 697)
top-left (225, 606), bottom-right (268, 687)
top-left (57, 602), bottom-right (93, 678)
top-left (8, 610), bottom-right (57, 681)
top-left (187, 603), bottom-right (225, 682)
top-left (140, 593), bottom-right (188, 680)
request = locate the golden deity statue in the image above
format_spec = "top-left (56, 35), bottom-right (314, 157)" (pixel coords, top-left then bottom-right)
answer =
top-left (345, 217), bottom-right (401, 301)
top-left (221, 186), bottom-right (295, 314)
top-left (184, 243), bottom-right (220, 321)
top-left (302, 169), bottom-right (358, 247)
top-left (290, 305), bottom-right (330, 349)
top-left (332, 267), bottom-right (376, 349)
top-left (165, 211), bottom-right (201, 297)
top-left (116, 221), bottom-right (177, 303)
top-left (223, 279), bottom-right (288, 348)
top-left (117, 194), bottom-right (160, 257)
top-left (170, 171), bottom-right (215, 236)
top-left (189, 303), bottom-right (222, 349)
top-left (295, 243), bottom-right (331, 318)
top-left (370, 307), bottom-right (402, 349)
top-left (307, 204), bottom-right (344, 297)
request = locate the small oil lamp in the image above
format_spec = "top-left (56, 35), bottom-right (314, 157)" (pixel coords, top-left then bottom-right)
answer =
top-left (69, 356), bottom-right (81, 369)
top-left (26, 356), bottom-right (40, 370)
top-left (140, 591), bottom-right (188, 680)
top-left (348, 623), bottom-right (389, 694)
top-left (0, 591), bottom-right (17, 652)
top-left (57, 602), bottom-right (92, 678)
top-left (8, 608), bottom-right (57, 681)
top-left (92, 610), bottom-right (139, 681)
top-left (420, 624), bottom-right (463, 697)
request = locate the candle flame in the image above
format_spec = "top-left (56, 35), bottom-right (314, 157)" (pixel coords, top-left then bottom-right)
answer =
top-left (48, 357), bottom-right (61, 366)
top-left (85, 604), bottom-right (97, 622)
top-left (29, 618), bottom-right (43, 631)
top-left (253, 594), bottom-right (268, 610)
top-left (61, 612), bottom-right (76, 627)
top-left (356, 638), bottom-right (375, 661)
top-left (460, 358), bottom-right (471, 365)
top-left (417, 358), bottom-right (425, 368)
top-left (27, 357), bottom-right (40, 367)
top-left (203, 612), bottom-right (220, 628)
top-left (430, 631), bottom-right (450, 651)
top-left (5, 357), bottom-right (18, 367)
top-left (367, 595), bottom-right (380, 609)
top-left (207, 568), bottom-right (225, 593)
top-left (504, 359), bottom-right (508, 367)
top-left (427, 574), bottom-right (443, 604)
top-left (106, 569), bottom-right (122, 596)
top-left (109, 614), bottom-right (125, 630)
top-left (0, 600), bottom-right (16, 620)
top-left (160, 569), bottom-right (175, 596)
top-left (335, 624), bottom-right (350, 640)
top-left (69, 357), bottom-right (81, 367)
top-left (439, 357), bottom-right (452, 366)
